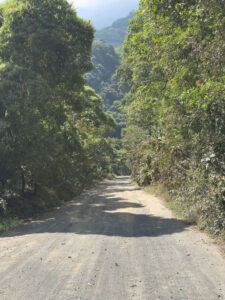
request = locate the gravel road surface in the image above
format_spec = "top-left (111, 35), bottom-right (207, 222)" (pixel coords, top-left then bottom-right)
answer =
top-left (0, 176), bottom-right (224, 300)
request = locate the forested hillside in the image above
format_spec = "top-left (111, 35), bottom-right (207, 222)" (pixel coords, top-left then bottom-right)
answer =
top-left (120, 0), bottom-right (225, 237)
top-left (95, 12), bottom-right (135, 47)
top-left (0, 0), bottom-right (121, 221)
top-left (86, 40), bottom-right (125, 138)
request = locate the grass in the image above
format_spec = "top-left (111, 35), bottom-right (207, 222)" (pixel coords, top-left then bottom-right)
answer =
top-left (144, 184), bottom-right (170, 201)
top-left (143, 184), bottom-right (186, 220)
top-left (166, 200), bottom-right (186, 219)
top-left (0, 216), bottom-right (24, 233)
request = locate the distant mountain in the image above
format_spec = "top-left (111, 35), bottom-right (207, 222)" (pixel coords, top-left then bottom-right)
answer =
top-left (75, 0), bottom-right (139, 30)
top-left (95, 11), bottom-right (135, 47)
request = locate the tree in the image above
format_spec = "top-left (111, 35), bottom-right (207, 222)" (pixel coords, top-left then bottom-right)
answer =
top-left (86, 40), bottom-right (120, 94)
top-left (0, 0), bottom-right (116, 215)
top-left (121, 0), bottom-right (225, 235)
top-left (86, 40), bottom-right (126, 138)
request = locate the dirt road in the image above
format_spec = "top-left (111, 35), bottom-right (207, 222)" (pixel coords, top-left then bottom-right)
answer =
top-left (0, 177), bottom-right (224, 300)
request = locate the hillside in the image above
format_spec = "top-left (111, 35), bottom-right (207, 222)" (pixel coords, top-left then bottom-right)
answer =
top-left (95, 11), bottom-right (135, 47)
top-left (86, 40), bottom-right (125, 138)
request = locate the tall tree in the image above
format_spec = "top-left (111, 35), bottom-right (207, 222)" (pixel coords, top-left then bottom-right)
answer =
top-left (121, 0), bottom-right (225, 235)
top-left (0, 0), bottom-right (115, 214)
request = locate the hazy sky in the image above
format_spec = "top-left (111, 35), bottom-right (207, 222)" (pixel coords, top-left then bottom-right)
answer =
top-left (72, 0), bottom-right (139, 29)
top-left (0, 0), bottom-right (139, 29)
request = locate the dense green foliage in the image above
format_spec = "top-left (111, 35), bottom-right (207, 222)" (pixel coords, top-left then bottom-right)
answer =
top-left (95, 12), bottom-right (135, 47)
top-left (0, 0), bottom-right (116, 217)
top-left (86, 40), bottom-right (120, 96)
top-left (86, 40), bottom-right (125, 138)
top-left (121, 0), bottom-right (225, 236)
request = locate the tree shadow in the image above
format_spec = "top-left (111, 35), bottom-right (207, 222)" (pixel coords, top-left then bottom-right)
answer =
top-left (1, 178), bottom-right (189, 238)
top-left (104, 187), bottom-right (141, 193)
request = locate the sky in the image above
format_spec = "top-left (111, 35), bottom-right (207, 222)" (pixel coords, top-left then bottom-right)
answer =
top-left (72, 0), bottom-right (139, 29)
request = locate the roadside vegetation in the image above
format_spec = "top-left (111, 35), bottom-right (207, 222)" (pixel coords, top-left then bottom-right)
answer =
top-left (120, 0), bottom-right (225, 239)
top-left (0, 0), bottom-right (125, 228)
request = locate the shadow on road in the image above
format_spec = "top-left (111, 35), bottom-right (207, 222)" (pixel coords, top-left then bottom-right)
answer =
top-left (1, 177), bottom-right (189, 238)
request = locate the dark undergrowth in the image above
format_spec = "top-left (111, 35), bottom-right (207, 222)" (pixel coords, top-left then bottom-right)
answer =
top-left (0, 177), bottom-right (106, 234)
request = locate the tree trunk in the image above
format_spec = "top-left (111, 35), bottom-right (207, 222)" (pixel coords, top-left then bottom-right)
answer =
top-left (33, 183), bottom-right (38, 196)
top-left (21, 171), bottom-right (25, 196)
